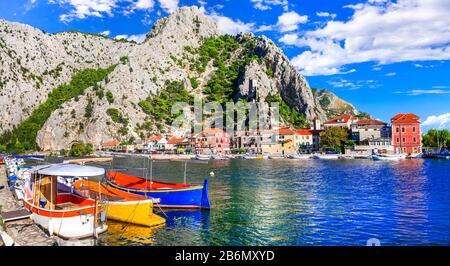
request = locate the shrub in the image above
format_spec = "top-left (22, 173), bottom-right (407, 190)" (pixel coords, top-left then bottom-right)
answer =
top-left (106, 91), bottom-right (114, 104)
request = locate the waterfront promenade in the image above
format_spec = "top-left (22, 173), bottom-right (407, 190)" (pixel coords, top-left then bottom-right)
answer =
top-left (0, 165), bottom-right (55, 246)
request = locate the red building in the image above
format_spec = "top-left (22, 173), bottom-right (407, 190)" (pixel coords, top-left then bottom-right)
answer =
top-left (391, 113), bottom-right (422, 154)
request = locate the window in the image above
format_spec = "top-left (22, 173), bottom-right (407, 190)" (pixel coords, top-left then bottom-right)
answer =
top-left (403, 138), bottom-right (406, 143)
top-left (396, 127), bottom-right (399, 132)
top-left (396, 138), bottom-right (400, 142)
top-left (402, 127), bottom-right (405, 133)
top-left (413, 137), bottom-right (416, 142)
top-left (413, 127), bottom-right (416, 132)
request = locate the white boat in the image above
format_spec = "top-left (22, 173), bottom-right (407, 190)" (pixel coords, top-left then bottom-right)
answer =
top-left (243, 154), bottom-right (257, 159)
top-left (287, 154), bottom-right (311, 159)
top-left (314, 154), bottom-right (340, 160)
top-left (372, 154), bottom-right (406, 161)
top-left (22, 164), bottom-right (108, 240)
top-left (195, 154), bottom-right (211, 161)
top-left (269, 154), bottom-right (285, 159)
top-left (409, 153), bottom-right (423, 159)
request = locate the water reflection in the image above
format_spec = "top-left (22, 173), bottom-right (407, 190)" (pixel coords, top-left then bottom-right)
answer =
top-left (42, 157), bottom-right (450, 246)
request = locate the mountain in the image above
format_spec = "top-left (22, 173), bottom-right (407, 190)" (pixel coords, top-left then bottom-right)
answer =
top-left (0, 6), bottom-right (359, 152)
top-left (312, 88), bottom-right (360, 118)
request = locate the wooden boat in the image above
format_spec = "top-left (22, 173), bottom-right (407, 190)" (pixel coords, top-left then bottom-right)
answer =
top-left (22, 164), bottom-right (108, 239)
top-left (72, 179), bottom-right (165, 227)
top-left (106, 171), bottom-right (210, 209)
top-left (372, 154), bottom-right (406, 161)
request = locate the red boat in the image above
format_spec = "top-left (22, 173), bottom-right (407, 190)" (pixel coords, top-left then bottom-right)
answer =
top-left (106, 171), bottom-right (210, 209)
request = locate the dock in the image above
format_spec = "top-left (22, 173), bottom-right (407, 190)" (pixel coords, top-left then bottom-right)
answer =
top-left (0, 165), bottom-right (56, 246)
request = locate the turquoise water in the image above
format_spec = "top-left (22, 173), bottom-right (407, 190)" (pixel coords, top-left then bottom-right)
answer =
top-left (88, 158), bottom-right (450, 246)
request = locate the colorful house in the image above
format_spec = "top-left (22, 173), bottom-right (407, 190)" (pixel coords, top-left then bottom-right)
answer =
top-left (391, 113), bottom-right (422, 154)
top-left (143, 135), bottom-right (164, 151)
top-left (324, 114), bottom-right (359, 129)
top-left (293, 129), bottom-right (313, 153)
top-left (192, 128), bottom-right (231, 155)
top-left (165, 137), bottom-right (189, 154)
top-left (101, 140), bottom-right (120, 151)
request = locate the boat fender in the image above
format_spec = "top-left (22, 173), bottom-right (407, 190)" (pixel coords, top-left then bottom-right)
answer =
top-left (48, 219), bottom-right (54, 236)
top-left (209, 171), bottom-right (215, 177)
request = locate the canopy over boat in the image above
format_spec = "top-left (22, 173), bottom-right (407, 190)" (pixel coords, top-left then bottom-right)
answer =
top-left (38, 164), bottom-right (105, 177)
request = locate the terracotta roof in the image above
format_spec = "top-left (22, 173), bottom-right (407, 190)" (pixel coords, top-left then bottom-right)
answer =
top-left (354, 119), bottom-right (386, 125)
top-left (293, 129), bottom-right (312, 135)
top-left (167, 137), bottom-right (185, 144)
top-left (102, 140), bottom-right (120, 147)
top-left (278, 127), bottom-right (294, 135)
top-left (145, 135), bottom-right (163, 142)
top-left (391, 113), bottom-right (420, 125)
top-left (324, 114), bottom-right (357, 124)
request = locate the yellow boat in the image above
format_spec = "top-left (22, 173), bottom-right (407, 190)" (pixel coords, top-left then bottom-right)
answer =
top-left (73, 180), bottom-right (166, 227)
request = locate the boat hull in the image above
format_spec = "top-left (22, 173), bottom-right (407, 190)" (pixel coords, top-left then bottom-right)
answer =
top-left (106, 200), bottom-right (166, 227)
top-left (23, 195), bottom-right (107, 240)
top-left (73, 180), bottom-right (166, 227)
top-left (106, 172), bottom-right (210, 209)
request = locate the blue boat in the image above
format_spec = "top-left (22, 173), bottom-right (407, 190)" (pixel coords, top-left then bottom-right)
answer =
top-left (105, 171), bottom-right (210, 209)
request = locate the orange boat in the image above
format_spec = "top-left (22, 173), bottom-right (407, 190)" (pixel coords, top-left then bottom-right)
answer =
top-left (73, 179), bottom-right (165, 227)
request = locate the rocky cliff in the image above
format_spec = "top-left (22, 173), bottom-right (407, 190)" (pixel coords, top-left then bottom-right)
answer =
top-left (0, 6), bottom-right (357, 151)
top-left (313, 88), bottom-right (359, 118)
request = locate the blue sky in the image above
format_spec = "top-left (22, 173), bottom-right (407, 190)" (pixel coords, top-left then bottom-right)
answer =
top-left (1, 0), bottom-right (450, 131)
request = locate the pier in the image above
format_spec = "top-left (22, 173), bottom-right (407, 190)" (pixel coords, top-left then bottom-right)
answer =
top-left (0, 165), bottom-right (56, 246)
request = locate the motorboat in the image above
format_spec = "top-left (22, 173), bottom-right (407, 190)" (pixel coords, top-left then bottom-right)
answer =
top-left (22, 164), bottom-right (108, 239)
top-left (372, 154), bottom-right (406, 161)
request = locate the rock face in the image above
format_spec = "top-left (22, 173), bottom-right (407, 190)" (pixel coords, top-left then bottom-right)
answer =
top-left (0, 20), bottom-right (133, 133)
top-left (236, 34), bottom-right (327, 120)
top-left (0, 6), bottom-right (357, 151)
top-left (313, 89), bottom-right (359, 118)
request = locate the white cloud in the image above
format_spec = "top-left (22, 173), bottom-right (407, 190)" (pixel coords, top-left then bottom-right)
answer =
top-left (53, 0), bottom-right (121, 22)
top-left (328, 78), bottom-right (380, 90)
top-left (285, 0), bottom-right (450, 76)
top-left (209, 13), bottom-right (255, 35)
top-left (433, 85), bottom-right (450, 89)
top-left (250, 0), bottom-right (288, 11)
top-left (158, 0), bottom-right (179, 13)
top-left (24, 0), bottom-right (38, 12)
top-left (99, 30), bottom-right (111, 36)
top-left (276, 11), bottom-right (308, 32)
top-left (316, 11), bottom-right (336, 19)
top-left (403, 89), bottom-right (450, 96)
top-left (385, 72), bottom-right (396, 76)
top-left (114, 33), bottom-right (147, 43)
top-left (135, 0), bottom-right (154, 10)
top-left (423, 113), bottom-right (450, 130)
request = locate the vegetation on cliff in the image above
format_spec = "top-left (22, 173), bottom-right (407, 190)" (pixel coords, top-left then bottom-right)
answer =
top-left (69, 142), bottom-right (94, 157)
top-left (138, 80), bottom-right (194, 127)
top-left (0, 65), bottom-right (117, 153)
top-left (266, 95), bottom-right (309, 129)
